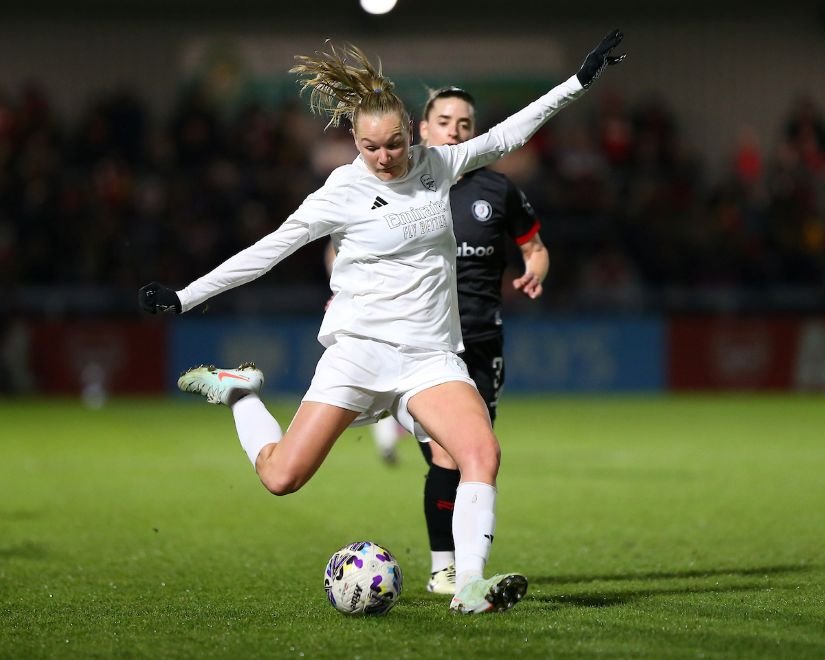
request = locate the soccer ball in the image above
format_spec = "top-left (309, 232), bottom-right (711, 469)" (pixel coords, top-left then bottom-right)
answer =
top-left (323, 541), bottom-right (403, 615)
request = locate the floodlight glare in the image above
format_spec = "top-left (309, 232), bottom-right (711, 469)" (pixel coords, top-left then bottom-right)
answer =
top-left (360, 0), bottom-right (398, 15)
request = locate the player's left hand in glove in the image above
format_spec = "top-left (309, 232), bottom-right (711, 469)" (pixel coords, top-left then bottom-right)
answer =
top-left (577, 29), bottom-right (626, 89)
top-left (138, 282), bottom-right (181, 314)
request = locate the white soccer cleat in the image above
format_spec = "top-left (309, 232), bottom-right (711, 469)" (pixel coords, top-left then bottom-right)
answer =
top-left (426, 563), bottom-right (456, 595)
top-left (449, 573), bottom-right (528, 614)
top-left (177, 362), bottom-right (263, 405)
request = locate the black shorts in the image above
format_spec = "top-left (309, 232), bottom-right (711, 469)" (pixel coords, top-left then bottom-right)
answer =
top-left (461, 334), bottom-right (505, 425)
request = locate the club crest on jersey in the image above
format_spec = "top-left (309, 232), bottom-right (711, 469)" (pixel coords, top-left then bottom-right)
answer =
top-left (420, 174), bottom-right (436, 191)
top-left (472, 199), bottom-right (493, 222)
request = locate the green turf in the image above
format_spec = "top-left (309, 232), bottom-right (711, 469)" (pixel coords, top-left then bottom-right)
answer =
top-left (1, 394), bottom-right (824, 659)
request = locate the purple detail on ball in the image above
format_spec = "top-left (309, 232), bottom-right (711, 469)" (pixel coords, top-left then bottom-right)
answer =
top-left (354, 557), bottom-right (363, 568)
top-left (376, 552), bottom-right (389, 562)
top-left (371, 574), bottom-right (383, 590)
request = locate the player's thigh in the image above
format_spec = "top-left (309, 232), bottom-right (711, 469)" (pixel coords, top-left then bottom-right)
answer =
top-left (260, 402), bottom-right (359, 493)
top-left (407, 381), bottom-right (499, 469)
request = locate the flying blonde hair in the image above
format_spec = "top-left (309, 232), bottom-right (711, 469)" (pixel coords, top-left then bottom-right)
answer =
top-left (290, 41), bottom-right (410, 131)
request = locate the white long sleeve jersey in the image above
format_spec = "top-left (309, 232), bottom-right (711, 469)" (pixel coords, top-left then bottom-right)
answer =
top-left (176, 75), bottom-right (585, 352)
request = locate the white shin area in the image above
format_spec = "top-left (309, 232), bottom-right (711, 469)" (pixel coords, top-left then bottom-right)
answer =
top-left (452, 481), bottom-right (497, 592)
top-left (231, 394), bottom-right (283, 466)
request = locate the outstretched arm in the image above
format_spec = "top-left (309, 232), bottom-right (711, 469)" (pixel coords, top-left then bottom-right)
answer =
top-left (442, 29), bottom-right (626, 177)
top-left (138, 174), bottom-right (348, 315)
top-left (138, 217), bottom-right (315, 314)
top-left (174, 217), bottom-right (314, 313)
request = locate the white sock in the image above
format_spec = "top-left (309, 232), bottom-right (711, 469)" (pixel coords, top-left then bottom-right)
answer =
top-left (231, 394), bottom-right (282, 466)
top-left (453, 481), bottom-right (496, 592)
top-left (373, 416), bottom-right (403, 452)
top-left (431, 551), bottom-right (455, 574)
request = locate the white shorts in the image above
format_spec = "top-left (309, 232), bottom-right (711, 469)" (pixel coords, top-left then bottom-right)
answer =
top-left (303, 333), bottom-right (476, 442)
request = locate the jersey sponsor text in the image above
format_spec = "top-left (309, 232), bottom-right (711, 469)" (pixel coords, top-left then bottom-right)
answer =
top-left (457, 242), bottom-right (496, 258)
top-left (383, 200), bottom-right (448, 229)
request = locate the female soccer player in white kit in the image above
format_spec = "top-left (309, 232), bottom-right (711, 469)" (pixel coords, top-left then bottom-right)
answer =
top-left (139, 31), bottom-right (626, 614)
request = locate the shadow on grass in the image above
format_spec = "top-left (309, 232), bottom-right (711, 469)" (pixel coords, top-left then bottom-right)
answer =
top-left (0, 509), bottom-right (41, 521)
top-left (531, 582), bottom-right (783, 608)
top-left (530, 563), bottom-right (813, 586)
top-left (0, 541), bottom-right (48, 559)
top-left (527, 564), bottom-right (816, 609)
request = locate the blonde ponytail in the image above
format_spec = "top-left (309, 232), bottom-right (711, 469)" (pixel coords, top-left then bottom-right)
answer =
top-left (290, 41), bottom-right (409, 130)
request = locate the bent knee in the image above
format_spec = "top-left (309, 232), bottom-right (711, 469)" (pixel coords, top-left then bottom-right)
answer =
top-left (456, 435), bottom-right (501, 477)
top-left (481, 443), bottom-right (502, 473)
top-left (258, 468), bottom-right (304, 496)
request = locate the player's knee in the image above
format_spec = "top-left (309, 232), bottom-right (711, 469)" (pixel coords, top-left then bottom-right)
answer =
top-left (257, 466), bottom-right (304, 496)
top-left (457, 435), bottom-right (500, 479)
top-left (485, 440), bottom-right (502, 473)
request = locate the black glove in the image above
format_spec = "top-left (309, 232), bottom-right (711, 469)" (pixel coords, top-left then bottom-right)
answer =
top-left (138, 282), bottom-right (181, 314)
top-left (577, 29), bottom-right (626, 89)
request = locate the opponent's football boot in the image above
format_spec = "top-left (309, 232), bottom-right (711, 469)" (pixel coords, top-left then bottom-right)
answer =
top-left (426, 563), bottom-right (457, 595)
top-left (449, 573), bottom-right (528, 614)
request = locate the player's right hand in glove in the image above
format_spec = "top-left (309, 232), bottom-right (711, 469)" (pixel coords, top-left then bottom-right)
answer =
top-left (138, 282), bottom-right (181, 314)
top-left (577, 29), bottom-right (626, 89)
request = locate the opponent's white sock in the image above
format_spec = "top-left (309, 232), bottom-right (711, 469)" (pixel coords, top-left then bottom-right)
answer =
top-left (431, 551), bottom-right (455, 574)
top-left (453, 481), bottom-right (496, 592)
top-left (231, 394), bottom-right (282, 466)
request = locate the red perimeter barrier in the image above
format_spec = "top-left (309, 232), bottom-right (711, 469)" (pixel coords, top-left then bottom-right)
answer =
top-left (28, 320), bottom-right (167, 394)
top-left (17, 316), bottom-right (825, 394)
top-left (668, 316), bottom-right (825, 391)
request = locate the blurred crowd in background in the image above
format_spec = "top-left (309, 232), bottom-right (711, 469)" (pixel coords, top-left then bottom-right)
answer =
top-left (1, 79), bottom-right (824, 315)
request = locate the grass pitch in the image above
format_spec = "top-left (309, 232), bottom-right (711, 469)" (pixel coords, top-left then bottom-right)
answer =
top-left (1, 394), bottom-right (824, 659)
